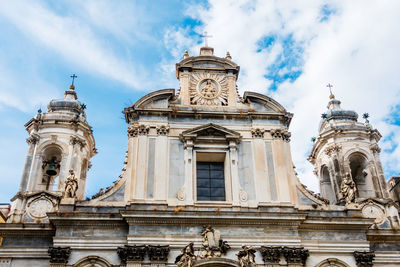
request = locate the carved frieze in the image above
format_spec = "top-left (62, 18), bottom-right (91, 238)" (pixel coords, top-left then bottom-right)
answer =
top-left (270, 129), bottom-right (291, 142)
top-left (325, 144), bottom-right (342, 156)
top-left (353, 251), bottom-right (375, 267)
top-left (48, 247), bottom-right (71, 264)
top-left (251, 128), bottom-right (265, 138)
top-left (156, 125), bottom-right (170, 136)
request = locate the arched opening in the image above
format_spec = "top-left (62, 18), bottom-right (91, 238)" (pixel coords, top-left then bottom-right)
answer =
top-left (41, 146), bottom-right (63, 191)
top-left (348, 153), bottom-right (375, 198)
top-left (193, 258), bottom-right (240, 267)
top-left (316, 258), bottom-right (350, 267)
top-left (73, 256), bottom-right (111, 267)
top-left (320, 165), bottom-right (335, 204)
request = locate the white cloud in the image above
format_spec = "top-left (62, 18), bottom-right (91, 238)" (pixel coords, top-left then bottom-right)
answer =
top-left (0, 0), bottom-right (148, 92)
top-left (167, 0), bottom-right (400, 191)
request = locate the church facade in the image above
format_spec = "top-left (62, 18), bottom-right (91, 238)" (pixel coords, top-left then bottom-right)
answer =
top-left (0, 46), bottom-right (399, 267)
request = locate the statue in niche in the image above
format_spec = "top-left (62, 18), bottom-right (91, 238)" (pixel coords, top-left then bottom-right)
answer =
top-left (341, 172), bottom-right (357, 204)
top-left (199, 225), bottom-right (230, 258)
top-left (64, 170), bottom-right (79, 198)
top-left (201, 79), bottom-right (217, 98)
top-left (237, 246), bottom-right (256, 267)
top-left (175, 242), bottom-right (196, 267)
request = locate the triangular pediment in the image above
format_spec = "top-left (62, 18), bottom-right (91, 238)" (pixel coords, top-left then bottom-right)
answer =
top-left (180, 123), bottom-right (241, 142)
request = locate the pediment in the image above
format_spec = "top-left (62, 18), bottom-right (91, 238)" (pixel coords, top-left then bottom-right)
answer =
top-left (180, 123), bottom-right (241, 143)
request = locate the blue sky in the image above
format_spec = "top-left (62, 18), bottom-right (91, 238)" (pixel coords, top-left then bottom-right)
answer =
top-left (1, 0), bottom-right (400, 201)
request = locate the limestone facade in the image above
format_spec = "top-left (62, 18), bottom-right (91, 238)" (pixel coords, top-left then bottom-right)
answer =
top-left (0, 47), bottom-right (399, 267)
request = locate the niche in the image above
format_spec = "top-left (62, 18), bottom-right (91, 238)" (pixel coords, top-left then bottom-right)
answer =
top-left (41, 146), bottom-right (62, 191)
top-left (320, 165), bottom-right (335, 204)
top-left (348, 153), bottom-right (374, 198)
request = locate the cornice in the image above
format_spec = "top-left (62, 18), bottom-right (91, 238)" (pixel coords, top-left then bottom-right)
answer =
top-left (0, 223), bottom-right (54, 237)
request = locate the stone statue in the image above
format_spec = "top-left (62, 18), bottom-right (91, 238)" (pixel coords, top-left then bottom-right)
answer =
top-left (201, 79), bottom-right (217, 98)
top-left (341, 173), bottom-right (357, 204)
top-left (237, 245), bottom-right (256, 267)
top-left (199, 225), bottom-right (230, 258)
top-left (175, 242), bottom-right (196, 267)
top-left (64, 170), bottom-right (78, 198)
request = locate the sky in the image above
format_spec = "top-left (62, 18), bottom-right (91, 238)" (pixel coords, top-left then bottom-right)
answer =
top-left (0, 0), bottom-right (400, 202)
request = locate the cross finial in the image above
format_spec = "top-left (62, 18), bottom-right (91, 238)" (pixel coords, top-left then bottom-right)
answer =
top-left (200, 31), bottom-right (213, 47)
top-left (70, 74), bottom-right (77, 86)
top-left (326, 83), bottom-right (334, 99)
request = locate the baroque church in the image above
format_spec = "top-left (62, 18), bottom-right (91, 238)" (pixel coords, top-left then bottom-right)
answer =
top-left (0, 45), bottom-right (399, 267)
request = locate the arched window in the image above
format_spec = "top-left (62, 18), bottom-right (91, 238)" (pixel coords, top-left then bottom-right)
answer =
top-left (41, 146), bottom-right (62, 191)
top-left (316, 258), bottom-right (349, 267)
top-left (320, 165), bottom-right (335, 204)
top-left (348, 153), bottom-right (374, 198)
top-left (74, 256), bottom-right (111, 267)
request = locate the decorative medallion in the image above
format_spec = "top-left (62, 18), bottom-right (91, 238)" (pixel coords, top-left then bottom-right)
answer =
top-left (29, 198), bottom-right (53, 218)
top-left (361, 203), bottom-right (385, 224)
top-left (190, 73), bottom-right (228, 106)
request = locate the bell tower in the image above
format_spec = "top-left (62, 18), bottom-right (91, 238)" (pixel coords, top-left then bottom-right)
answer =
top-left (309, 90), bottom-right (389, 205)
top-left (7, 79), bottom-right (96, 223)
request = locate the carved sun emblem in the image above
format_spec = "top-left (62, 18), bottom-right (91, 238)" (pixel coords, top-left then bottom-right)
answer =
top-left (190, 72), bottom-right (228, 105)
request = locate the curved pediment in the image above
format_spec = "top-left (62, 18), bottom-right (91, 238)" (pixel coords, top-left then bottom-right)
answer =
top-left (243, 91), bottom-right (287, 114)
top-left (132, 89), bottom-right (175, 110)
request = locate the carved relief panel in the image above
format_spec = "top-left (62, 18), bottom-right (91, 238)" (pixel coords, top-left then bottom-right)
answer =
top-left (189, 72), bottom-right (228, 106)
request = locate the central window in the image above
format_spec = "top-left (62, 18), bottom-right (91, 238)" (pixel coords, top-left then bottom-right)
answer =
top-left (196, 161), bottom-right (226, 201)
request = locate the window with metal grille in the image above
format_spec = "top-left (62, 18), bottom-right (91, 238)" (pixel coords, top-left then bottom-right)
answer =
top-left (196, 162), bottom-right (225, 201)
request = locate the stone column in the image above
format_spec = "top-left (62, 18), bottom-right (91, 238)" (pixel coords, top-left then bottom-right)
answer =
top-left (229, 140), bottom-right (240, 206)
top-left (127, 126), bottom-right (139, 200)
top-left (154, 126), bottom-right (169, 201)
top-left (183, 139), bottom-right (194, 205)
top-left (252, 129), bottom-right (269, 203)
top-left (226, 72), bottom-right (236, 106)
top-left (134, 125), bottom-right (149, 200)
top-left (179, 71), bottom-right (191, 105)
top-left (148, 245), bottom-right (169, 267)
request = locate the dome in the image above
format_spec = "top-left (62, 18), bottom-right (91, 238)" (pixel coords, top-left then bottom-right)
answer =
top-left (47, 89), bottom-right (83, 114)
top-left (319, 97), bottom-right (359, 132)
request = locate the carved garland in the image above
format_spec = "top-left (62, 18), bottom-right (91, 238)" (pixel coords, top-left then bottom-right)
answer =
top-left (127, 125), bottom-right (150, 137)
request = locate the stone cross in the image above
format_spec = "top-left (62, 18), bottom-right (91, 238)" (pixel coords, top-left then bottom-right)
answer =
top-left (200, 31), bottom-right (213, 47)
